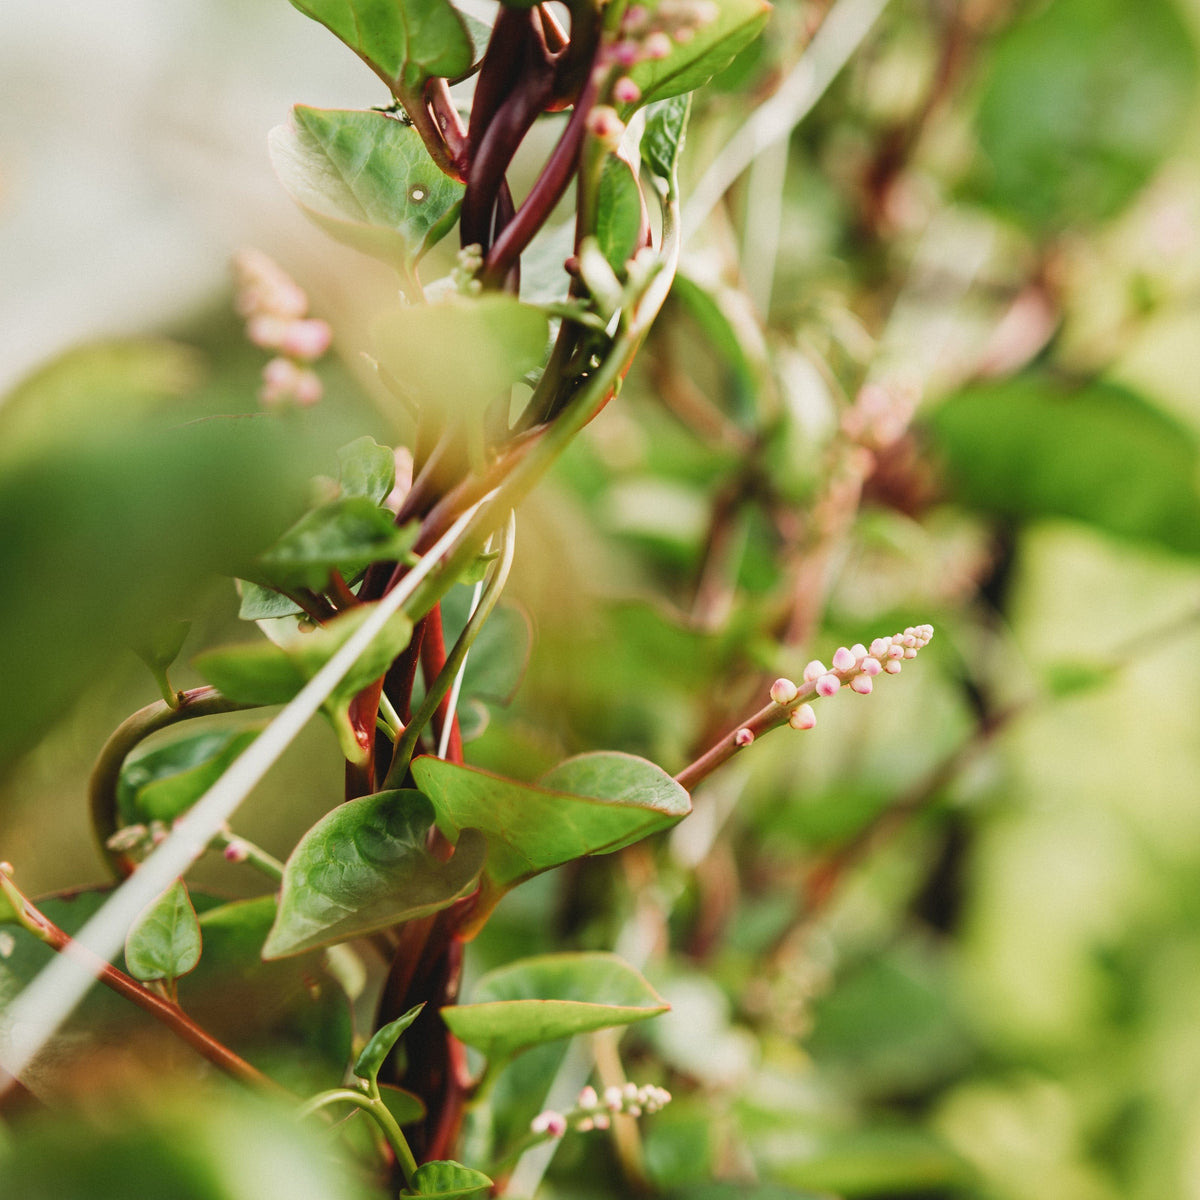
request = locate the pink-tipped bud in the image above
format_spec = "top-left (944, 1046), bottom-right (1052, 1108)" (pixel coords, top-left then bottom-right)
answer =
top-left (280, 317), bottom-right (333, 361)
top-left (622, 5), bottom-right (649, 31)
top-left (870, 637), bottom-right (891, 657)
top-left (293, 367), bottom-right (323, 407)
top-left (593, 1113), bottom-right (610, 1130)
top-left (532, 1110), bottom-right (568, 1138)
top-left (613, 76), bottom-right (642, 105)
top-left (247, 313), bottom-right (291, 349)
top-left (803, 660), bottom-right (826, 682)
top-left (850, 643), bottom-right (868, 659)
top-left (850, 675), bottom-right (873, 695)
top-left (888, 644), bottom-right (904, 659)
top-left (816, 674), bottom-right (840, 697)
top-left (789, 703), bottom-right (816, 730)
top-left (578, 1086), bottom-right (599, 1109)
top-left (861, 657), bottom-right (882, 676)
top-left (885, 660), bottom-right (902, 674)
top-left (832, 646), bottom-right (857, 672)
top-left (612, 39), bottom-right (641, 66)
top-left (770, 677), bottom-right (799, 705)
top-left (902, 634), bottom-right (918, 648)
top-left (903, 646), bottom-right (918, 659)
top-left (644, 31), bottom-right (673, 58)
top-left (586, 105), bottom-right (626, 149)
top-left (223, 839), bottom-right (249, 864)
top-left (577, 1117), bottom-right (595, 1132)
top-left (735, 727), bottom-right (755, 747)
top-left (604, 1086), bottom-right (624, 1111)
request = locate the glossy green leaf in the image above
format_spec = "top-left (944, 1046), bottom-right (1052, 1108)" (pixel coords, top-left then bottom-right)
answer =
top-left (354, 1002), bottom-right (425, 1083)
top-left (118, 729), bottom-right (261, 825)
top-left (596, 156), bottom-right (643, 272)
top-left (124, 880), bottom-right (202, 983)
top-left (270, 107), bottom-right (465, 270)
top-left (973, 0), bottom-right (1197, 227)
top-left (195, 604), bottom-right (414, 762)
top-left (401, 1160), bottom-right (492, 1199)
top-left (370, 296), bottom-right (549, 419)
top-left (927, 376), bottom-right (1200, 556)
top-left (629, 0), bottom-right (771, 106)
top-left (412, 752), bottom-right (690, 920)
top-left (255, 497), bottom-right (417, 591)
top-left (286, 0), bottom-right (473, 89)
top-left (641, 94), bottom-right (691, 188)
top-left (263, 790), bottom-right (485, 958)
top-left (338, 435), bottom-right (396, 505)
top-left (442, 952), bottom-right (669, 1062)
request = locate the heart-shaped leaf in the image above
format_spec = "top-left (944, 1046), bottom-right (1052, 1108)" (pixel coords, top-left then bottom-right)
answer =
top-left (254, 496), bottom-right (417, 592)
top-left (642, 94), bottom-right (691, 188)
top-left (370, 296), bottom-right (549, 420)
top-left (401, 1160), bottom-right (492, 1199)
top-left (411, 752), bottom-right (690, 926)
top-left (124, 880), bottom-right (202, 983)
top-left (629, 0), bottom-right (771, 106)
top-left (263, 790), bottom-right (486, 959)
top-left (118, 728), bottom-right (261, 825)
top-left (338, 435), bottom-right (397, 505)
top-left (442, 952), bottom-right (669, 1063)
top-left (287, 0), bottom-right (473, 90)
top-left (271, 107), bottom-right (465, 271)
top-left (354, 1002), bottom-right (425, 1084)
top-left (195, 604), bottom-right (414, 763)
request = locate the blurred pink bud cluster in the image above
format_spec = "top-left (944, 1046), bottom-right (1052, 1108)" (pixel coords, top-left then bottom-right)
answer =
top-left (604, 0), bottom-right (718, 107)
top-left (232, 248), bottom-right (332, 408)
top-left (531, 1082), bottom-right (672, 1140)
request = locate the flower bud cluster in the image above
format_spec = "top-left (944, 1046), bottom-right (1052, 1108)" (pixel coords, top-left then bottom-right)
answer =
top-left (601, 0), bottom-right (718, 108)
top-left (768, 625), bottom-right (934, 727)
top-left (232, 248), bottom-right (332, 408)
top-left (531, 1082), bottom-right (672, 1139)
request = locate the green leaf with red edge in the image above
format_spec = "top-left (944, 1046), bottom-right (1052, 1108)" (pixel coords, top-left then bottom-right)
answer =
top-left (263, 790), bottom-right (485, 959)
top-left (411, 752), bottom-right (691, 928)
top-left (628, 0), bottom-right (772, 107)
top-left (441, 952), bottom-right (669, 1063)
top-left (286, 0), bottom-right (473, 90)
top-left (194, 604), bottom-right (414, 764)
top-left (124, 879), bottom-right (202, 983)
top-left (270, 108), bottom-right (465, 271)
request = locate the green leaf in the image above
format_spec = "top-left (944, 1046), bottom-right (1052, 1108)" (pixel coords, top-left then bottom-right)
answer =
top-left (596, 156), bottom-right (643, 272)
top-left (629, 0), bottom-right (771, 106)
top-left (263, 790), bottom-right (485, 958)
top-left (442, 952), bottom-right (669, 1063)
top-left (195, 604), bottom-right (414, 762)
top-left (255, 497), bottom-right (417, 592)
top-left (380, 1084), bottom-right (427, 1127)
top-left (131, 618), bottom-right (191, 704)
top-left (927, 375), bottom-right (1200, 556)
top-left (354, 1002), bottom-right (425, 1083)
top-left (371, 296), bottom-right (549, 420)
top-left (401, 1160), bottom-right (492, 1199)
top-left (670, 273), bottom-right (758, 416)
top-left (412, 752), bottom-right (691, 923)
top-left (118, 729), bottom-right (261, 825)
top-left (286, 0), bottom-right (473, 89)
top-left (270, 107), bottom-right (465, 271)
top-left (238, 580), bottom-right (304, 621)
top-left (972, 0), bottom-right (1198, 227)
top-left (641, 94), bottom-right (691, 188)
top-left (338, 435), bottom-right (396, 505)
top-left (433, 586), bottom-right (531, 707)
top-left (124, 880), bottom-right (202, 983)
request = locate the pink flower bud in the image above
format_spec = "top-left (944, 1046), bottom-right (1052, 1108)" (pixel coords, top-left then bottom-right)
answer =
top-left (578, 1086), bottom-right (599, 1109)
top-left (593, 1113), bottom-right (610, 1130)
top-left (770, 677), bottom-right (799, 705)
top-left (861, 657), bottom-right (882, 676)
top-left (850, 675), bottom-right (873, 695)
top-left (293, 368), bottom-right (323, 407)
top-left (832, 646), bottom-right (857, 672)
top-left (789, 703), bottom-right (816, 730)
top-left (803, 660), bottom-right (826, 682)
top-left (644, 31), bottom-right (673, 59)
top-left (850, 643), bottom-right (868, 659)
top-left (613, 77), bottom-right (642, 105)
top-left (605, 1086), bottom-right (624, 1111)
top-left (223, 839), bottom-right (249, 864)
top-left (586, 105), bottom-right (626, 149)
top-left (735, 727), bottom-right (755, 747)
top-left (885, 660), bottom-right (902, 674)
top-left (816, 674), bottom-right (840, 697)
top-left (870, 637), bottom-right (891, 657)
top-left (612, 39), bottom-right (641, 66)
top-left (532, 1110), bottom-right (567, 1137)
top-left (247, 314), bottom-right (291, 349)
top-left (903, 646), bottom-right (917, 659)
top-left (577, 1117), bottom-right (595, 1132)
top-left (280, 318), bottom-right (333, 361)
top-left (888, 644), bottom-right (904, 659)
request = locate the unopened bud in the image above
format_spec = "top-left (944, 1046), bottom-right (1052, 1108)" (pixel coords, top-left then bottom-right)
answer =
top-left (770, 677), bottom-right (799, 705)
top-left (885, 660), bottom-right (902, 674)
top-left (803, 660), bottom-right (827, 682)
top-left (280, 318), bottom-right (333, 361)
top-left (735, 727), bottom-right (755, 747)
top-left (532, 1110), bottom-right (567, 1138)
top-left (586, 105), bottom-right (626, 149)
top-left (861, 657), bottom-right (882, 676)
top-left (644, 31), bottom-right (673, 58)
top-left (223, 839), bottom-right (250, 864)
top-left (815, 674), bottom-right (841, 697)
top-left (578, 1086), bottom-right (599, 1109)
top-left (788, 703), bottom-right (816, 731)
top-left (832, 646), bottom-right (857, 672)
top-left (613, 77), bottom-right (642, 105)
top-left (850, 675), bottom-right (873, 695)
